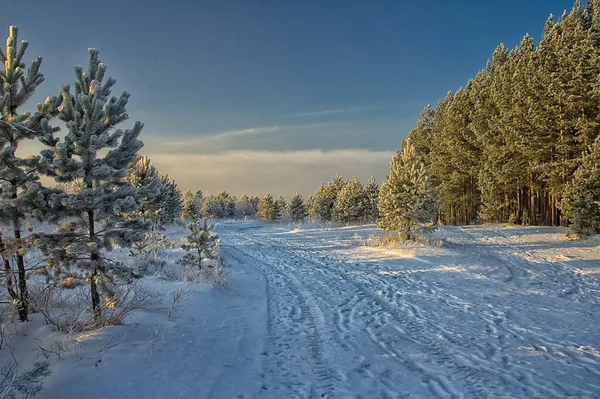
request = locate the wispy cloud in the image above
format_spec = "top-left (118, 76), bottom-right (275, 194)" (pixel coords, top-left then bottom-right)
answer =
top-left (292, 103), bottom-right (402, 117)
top-left (146, 149), bottom-right (393, 196)
top-left (154, 122), bottom-right (337, 151)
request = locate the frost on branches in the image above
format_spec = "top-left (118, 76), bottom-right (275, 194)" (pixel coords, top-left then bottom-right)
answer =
top-left (177, 218), bottom-right (220, 270)
top-left (35, 49), bottom-right (148, 323)
top-left (0, 26), bottom-right (62, 321)
top-left (378, 138), bottom-right (437, 240)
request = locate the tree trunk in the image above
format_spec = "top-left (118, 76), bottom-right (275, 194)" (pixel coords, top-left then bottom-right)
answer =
top-left (13, 222), bottom-right (28, 321)
top-left (0, 232), bottom-right (18, 304)
top-left (88, 209), bottom-right (103, 322)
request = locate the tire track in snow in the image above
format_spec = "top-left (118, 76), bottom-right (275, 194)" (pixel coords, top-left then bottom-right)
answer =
top-left (225, 239), bottom-right (344, 399)
top-left (265, 233), bottom-right (581, 399)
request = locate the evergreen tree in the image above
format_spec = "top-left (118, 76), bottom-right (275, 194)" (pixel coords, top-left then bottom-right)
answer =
top-left (125, 156), bottom-right (162, 222)
top-left (308, 175), bottom-right (345, 222)
top-left (194, 190), bottom-right (203, 212)
top-left (378, 139), bottom-right (437, 240)
top-left (0, 26), bottom-right (62, 321)
top-left (236, 193), bottom-right (258, 218)
top-left (275, 196), bottom-right (288, 221)
top-left (158, 174), bottom-right (182, 223)
top-left (182, 189), bottom-right (199, 220)
top-left (334, 177), bottom-right (366, 224)
top-left (258, 193), bottom-right (276, 221)
top-left (216, 191), bottom-right (235, 219)
top-left (364, 176), bottom-right (380, 223)
top-left (177, 218), bottom-right (220, 269)
top-left (562, 136), bottom-right (600, 238)
top-left (200, 194), bottom-right (223, 219)
top-left (36, 49), bottom-right (146, 322)
top-left (289, 192), bottom-right (307, 223)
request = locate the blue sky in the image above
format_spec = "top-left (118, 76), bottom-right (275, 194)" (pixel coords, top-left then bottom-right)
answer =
top-left (2, 0), bottom-right (580, 196)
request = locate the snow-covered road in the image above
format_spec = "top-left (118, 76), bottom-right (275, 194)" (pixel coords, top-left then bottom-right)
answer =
top-left (219, 222), bottom-right (600, 399)
top-left (35, 222), bottom-right (600, 399)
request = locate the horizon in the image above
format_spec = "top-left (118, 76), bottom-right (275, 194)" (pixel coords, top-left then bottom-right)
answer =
top-left (2, 0), bottom-right (580, 197)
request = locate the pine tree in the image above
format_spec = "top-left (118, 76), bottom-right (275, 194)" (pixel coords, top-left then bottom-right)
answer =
top-left (562, 136), bottom-right (600, 238)
top-left (158, 174), bottom-right (182, 223)
top-left (308, 175), bottom-right (345, 222)
top-left (182, 189), bottom-right (199, 220)
top-left (216, 191), bottom-right (235, 219)
top-left (0, 26), bottom-right (62, 321)
top-left (334, 177), bottom-right (366, 224)
top-left (364, 176), bottom-right (379, 223)
top-left (177, 218), bottom-right (220, 269)
top-left (125, 156), bottom-right (162, 222)
top-left (275, 196), bottom-right (288, 221)
top-left (378, 139), bottom-right (437, 240)
top-left (236, 193), bottom-right (258, 218)
top-left (258, 193), bottom-right (276, 221)
top-left (200, 194), bottom-right (223, 219)
top-left (289, 192), bottom-right (307, 223)
top-left (36, 49), bottom-right (147, 322)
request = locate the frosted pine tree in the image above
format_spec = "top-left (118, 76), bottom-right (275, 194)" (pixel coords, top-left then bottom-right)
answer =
top-left (159, 174), bottom-right (182, 223)
top-left (364, 176), bottom-right (379, 223)
top-left (275, 196), bottom-right (288, 221)
top-left (182, 189), bottom-right (199, 220)
top-left (125, 156), bottom-right (162, 222)
top-left (177, 218), bottom-right (220, 270)
top-left (334, 177), bottom-right (366, 224)
top-left (0, 26), bottom-right (62, 321)
top-left (35, 49), bottom-right (146, 322)
top-left (289, 192), bottom-right (307, 223)
top-left (562, 136), bottom-right (600, 239)
top-left (258, 193), bottom-right (276, 221)
top-left (378, 138), bottom-right (437, 240)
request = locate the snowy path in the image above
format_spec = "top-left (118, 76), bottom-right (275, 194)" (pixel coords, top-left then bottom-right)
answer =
top-left (33, 222), bottom-right (600, 399)
top-left (219, 223), bottom-right (600, 399)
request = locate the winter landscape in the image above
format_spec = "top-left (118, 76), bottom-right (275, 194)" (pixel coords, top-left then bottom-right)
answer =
top-left (2, 0), bottom-right (600, 398)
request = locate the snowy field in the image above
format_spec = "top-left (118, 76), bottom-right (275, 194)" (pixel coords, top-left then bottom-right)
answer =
top-left (7, 222), bottom-right (600, 399)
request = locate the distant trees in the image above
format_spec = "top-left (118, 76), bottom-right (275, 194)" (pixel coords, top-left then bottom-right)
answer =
top-left (307, 175), bottom-right (379, 225)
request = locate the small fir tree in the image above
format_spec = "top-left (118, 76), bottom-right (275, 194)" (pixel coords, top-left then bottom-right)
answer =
top-left (275, 196), bottom-right (288, 221)
top-left (289, 193), bottom-right (308, 223)
top-left (364, 176), bottom-right (380, 223)
top-left (334, 177), bottom-right (366, 224)
top-left (378, 138), bottom-right (437, 240)
top-left (258, 193), bottom-right (276, 221)
top-left (182, 189), bottom-right (199, 220)
top-left (177, 218), bottom-right (220, 269)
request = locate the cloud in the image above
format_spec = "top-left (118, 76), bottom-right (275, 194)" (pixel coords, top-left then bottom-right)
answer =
top-left (145, 149), bottom-right (394, 197)
top-left (152, 122), bottom-right (338, 153)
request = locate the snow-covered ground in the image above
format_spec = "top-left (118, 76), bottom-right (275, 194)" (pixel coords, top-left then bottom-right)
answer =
top-left (5, 222), bottom-right (600, 398)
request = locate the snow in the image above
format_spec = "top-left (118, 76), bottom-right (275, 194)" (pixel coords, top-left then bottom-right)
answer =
top-left (3, 222), bottom-right (600, 398)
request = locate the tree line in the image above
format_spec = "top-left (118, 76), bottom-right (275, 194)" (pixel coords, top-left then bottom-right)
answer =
top-left (406, 0), bottom-right (600, 231)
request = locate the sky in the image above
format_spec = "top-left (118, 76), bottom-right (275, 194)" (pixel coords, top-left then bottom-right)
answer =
top-left (1, 0), bottom-right (581, 197)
